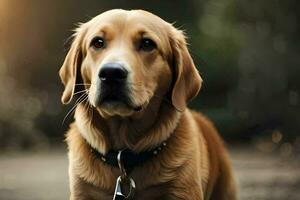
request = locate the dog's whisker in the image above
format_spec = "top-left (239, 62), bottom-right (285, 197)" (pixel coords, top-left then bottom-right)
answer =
top-left (62, 93), bottom-right (88, 125)
top-left (75, 83), bottom-right (92, 86)
top-left (62, 95), bottom-right (87, 125)
top-left (73, 89), bottom-right (89, 96)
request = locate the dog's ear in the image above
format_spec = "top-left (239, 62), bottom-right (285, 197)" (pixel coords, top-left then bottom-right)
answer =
top-left (169, 28), bottom-right (202, 111)
top-left (59, 25), bottom-right (86, 104)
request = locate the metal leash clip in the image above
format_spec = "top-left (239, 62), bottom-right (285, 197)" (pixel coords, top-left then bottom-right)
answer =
top-left (113, 150), bottom-right (136, 200)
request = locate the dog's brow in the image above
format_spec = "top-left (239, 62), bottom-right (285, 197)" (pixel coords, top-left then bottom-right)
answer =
top-left (89, 24), bottom-right (113, 37)
top-left (132, 29), bottom-right (159, 42)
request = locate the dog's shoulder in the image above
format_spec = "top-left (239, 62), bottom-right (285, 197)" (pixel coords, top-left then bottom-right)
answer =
top-left (189, 109), bottom-right (237, 200)
top-left (188, 109), bottom-right (224, 146)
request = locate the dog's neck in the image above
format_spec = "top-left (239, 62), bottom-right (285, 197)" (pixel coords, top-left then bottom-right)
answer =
top-left (74, 99), bottom-right (181, 154)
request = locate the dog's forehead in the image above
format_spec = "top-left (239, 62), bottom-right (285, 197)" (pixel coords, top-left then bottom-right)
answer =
top-left (87, 9), bottom-right (170, 34)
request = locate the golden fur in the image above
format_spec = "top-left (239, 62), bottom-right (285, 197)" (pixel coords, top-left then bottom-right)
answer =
top-left (59, 9), bottom-right (237, 200)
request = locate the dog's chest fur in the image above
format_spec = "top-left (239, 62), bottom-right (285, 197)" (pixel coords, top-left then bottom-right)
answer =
top-left (66, 110), bottom-right (210, 200)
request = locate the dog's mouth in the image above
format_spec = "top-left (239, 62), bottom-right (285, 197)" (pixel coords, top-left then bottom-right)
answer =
top-left (91, 87), bottom-right (144, 116)
top-left (98, 93), bottom-right (142, 111)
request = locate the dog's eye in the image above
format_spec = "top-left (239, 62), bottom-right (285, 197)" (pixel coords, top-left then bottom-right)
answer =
top-left (139, 38), bottom-right (156, 52)
top-left (90, 37), bottom-right (105, 49)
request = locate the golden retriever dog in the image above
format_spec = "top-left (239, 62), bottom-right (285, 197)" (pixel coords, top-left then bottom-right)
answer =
top-left (60, 9), bottom-right (237, 200)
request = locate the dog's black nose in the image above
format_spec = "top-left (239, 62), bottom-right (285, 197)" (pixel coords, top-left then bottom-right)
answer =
top-left (99, 63), bottom-right (128, 80)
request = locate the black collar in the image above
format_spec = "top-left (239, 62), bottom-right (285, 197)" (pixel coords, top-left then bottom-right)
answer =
top-left (90, 140), bottom-right (168, 174)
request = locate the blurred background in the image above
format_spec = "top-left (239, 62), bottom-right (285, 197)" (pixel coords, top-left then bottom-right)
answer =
top-left (0, 0), bottom-right (299, 199)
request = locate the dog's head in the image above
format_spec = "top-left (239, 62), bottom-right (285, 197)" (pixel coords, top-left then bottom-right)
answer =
top-left (59, 9), bottom-right (202, 117)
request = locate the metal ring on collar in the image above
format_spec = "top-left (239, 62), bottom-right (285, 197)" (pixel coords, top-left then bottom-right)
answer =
top-left (117, 150), bottom-right (127, 177)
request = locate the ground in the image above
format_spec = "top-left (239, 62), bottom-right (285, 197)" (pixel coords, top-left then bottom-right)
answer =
top-left (0, 147), bottom-right (299, 200)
